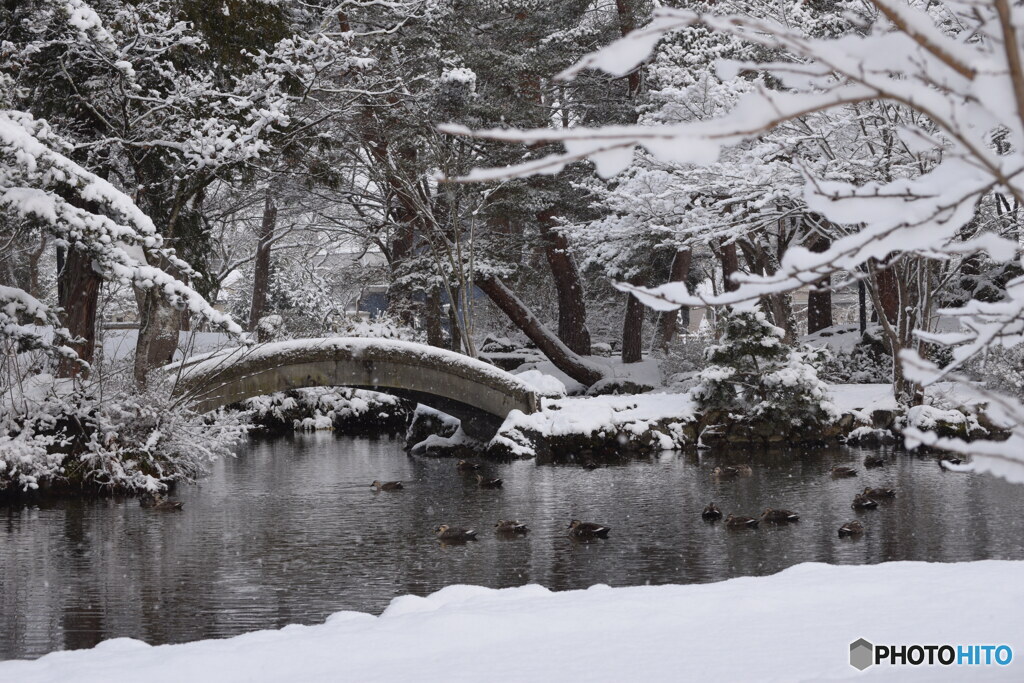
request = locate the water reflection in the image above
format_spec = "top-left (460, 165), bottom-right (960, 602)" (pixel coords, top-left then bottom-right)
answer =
top-left (2, 433), bottom-right (1023, 659)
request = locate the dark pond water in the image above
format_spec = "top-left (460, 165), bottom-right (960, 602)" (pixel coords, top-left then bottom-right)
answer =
top-left (3, 433), bottom-right (1024, 660)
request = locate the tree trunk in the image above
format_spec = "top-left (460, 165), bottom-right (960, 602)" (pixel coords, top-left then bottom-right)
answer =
top-left (807, 276), bottom-right (833, 333)
top-left (655, 249), bottom-right (691, 351)
top-left (873, 260), bottom-right (900, 325)
top-left (478, 275), bottom-right (604, 387)
top-left (720, 242), bottom-right (739, 292)
top-left (247, 191), bottom-right (278, 331)
top-left (133, 283), bottom-right (181, 386)
top-left (425, 287), bottom-right (446, 349)
top-left (858, 278), bottom-right (867, 333)
top-left (537, 211), bottom-right (591, 355)
top-left (447, 286), bottom-right (464, 354)
top-left (614, 0), bottom-right (642, 100)
top-left (806, 236), bottom-right (833, 333)
top-left (621, 291), bottom-right (645, 363)
top-left (56, 247), bottom-right (101, 378)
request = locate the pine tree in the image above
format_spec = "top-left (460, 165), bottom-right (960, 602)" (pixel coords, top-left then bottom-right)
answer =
top-left (692, 308), bottom-right (838, 437)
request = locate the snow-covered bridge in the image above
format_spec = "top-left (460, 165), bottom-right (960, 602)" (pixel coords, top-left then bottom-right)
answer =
top-left (168, 338), bottom-right (540, 438)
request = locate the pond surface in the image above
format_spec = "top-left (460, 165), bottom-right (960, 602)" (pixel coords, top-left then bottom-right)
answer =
top-left (3, 434), bottom-right (1024, 659)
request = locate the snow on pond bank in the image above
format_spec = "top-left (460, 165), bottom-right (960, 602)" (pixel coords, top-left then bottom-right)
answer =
top-left (4, 561), bottom-right (1020, 682)
top-left (492, 392), bottom-right (698, 455)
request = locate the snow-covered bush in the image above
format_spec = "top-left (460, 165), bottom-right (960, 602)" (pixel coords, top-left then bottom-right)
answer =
top-left (0, 373), bottom-right (246, 494)
top-left (818, 331), bottom-right (892, 385)
top-left (245, 387), bottom-right (412, 435)
top-left (690, 308), bottom-right (838, 433)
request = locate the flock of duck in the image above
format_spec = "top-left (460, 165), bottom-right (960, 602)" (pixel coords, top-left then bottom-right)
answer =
top-left (140, 453), bottom-right (897, 543)
top-left (703, 454), bottom-right (896, 537)
top-left (370, 460), bottom-right (612, 543)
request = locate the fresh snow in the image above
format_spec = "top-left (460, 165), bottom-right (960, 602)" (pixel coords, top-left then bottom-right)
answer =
top-left (491, 391), bottom-right (697, 456)
top-left (515, 356), bottom-right (663, 395)
top-left (2, 561), bottom-right (1020, 682)
top-left (828, 382), bottom-right (990, 415)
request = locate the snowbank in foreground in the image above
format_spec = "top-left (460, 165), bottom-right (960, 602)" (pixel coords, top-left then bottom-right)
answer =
top-left (4, 561), bottom-right (1020, 682)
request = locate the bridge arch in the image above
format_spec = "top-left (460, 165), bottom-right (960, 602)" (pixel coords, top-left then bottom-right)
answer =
top-left (169, 338), bottom-right (539, 439)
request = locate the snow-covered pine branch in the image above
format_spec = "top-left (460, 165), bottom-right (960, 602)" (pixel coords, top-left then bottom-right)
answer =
top-left (0, 108), bottom-right (243, 356)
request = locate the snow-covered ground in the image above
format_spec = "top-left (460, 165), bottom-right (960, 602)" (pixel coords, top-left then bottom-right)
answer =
top-left (829, 382), bottom-right (991, 415)
top-left (516, 356), bottom-right (663, 394)
top-left (2, 561), bottom-right (1019, 682)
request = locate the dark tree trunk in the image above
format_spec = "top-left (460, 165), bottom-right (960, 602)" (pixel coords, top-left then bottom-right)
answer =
top-left (873, 260), bottom-right (900, 325)
top-left (478, 276), bottom-right (604, 387)
top-left (56, 247), bottom-right (101, 378)
top-left (621, 291), bottom-right (645, 363)
top-left (720, 242), bottom-right (739, 292)
top-left (807, 276), bottom-right (833, 333)
top-left (447, 286), bottom-right (464, 353)
top-left (655, 249), bottom-right (691, 351)
top-left (537, 212), bottom-right (591, 355)
top-left (614, 0), bottom-right (642, 99)
top-left (248, 191), bottom-right (277, 331)
top-left (858, 278), bottom-right (867, 333)
top-left (806, 236), bottom-right (832, 333)
top-left (425, 287), bottom-right (446, 349)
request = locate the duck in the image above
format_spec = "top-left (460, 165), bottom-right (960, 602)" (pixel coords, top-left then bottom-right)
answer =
top-left (711, 465), bottom-right (751, 479)
top-left (761, 508), bottom-right (799, 523)
top-left (701, 502), bottom-right (723, 521)
top-left (370, 480), bottom-right (403, 491)
top-left (456, 460), bottom-right (481, 472)
top-left (476, 474), bottom-right (503, 489)
top-left (567, 519), bottom-right (611, 539)
top-left (435, 525), bottom-right (477, 542)
top-left (139, 493), bottom-right (183, 510)
top-left (495, 520), bottom-right (529, 535)
top-left (864, 455), bottom-right (885, 468)
top-left (851, 493), bottom-right (879, 510)
top-left (838, 520), bottom-right (864, 538)
top-left (711, 466), bottom-right (738, 480)
top-left (725, 514), bottom-right (759, 529)
top-left (862, 486), bottom-right (895, 499)
top-left (831, 465), bottom-right (858, 478)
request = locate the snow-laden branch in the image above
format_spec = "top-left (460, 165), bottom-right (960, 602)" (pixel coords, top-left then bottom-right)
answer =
top-left (0, 110), bottom-right (243, 352)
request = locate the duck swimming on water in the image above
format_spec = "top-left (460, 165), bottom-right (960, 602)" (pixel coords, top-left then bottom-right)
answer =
top-left (435, 525), bottom-right (477, 542)
top-left (761, 508), bottom-right (799, 523)
top-left (838, 520), bottom-right (864, 537)
top-left (495, 520), bottom-right (529, 535)
top-left (702, 502), bottom-right (723, 521)
top-left (724, 514), bottom-right (759, 529)
top-left (567, 520), bottom-right (611, 539)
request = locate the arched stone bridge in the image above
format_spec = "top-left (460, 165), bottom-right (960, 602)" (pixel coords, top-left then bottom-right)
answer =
top-left (168, 338), bottom-right (540, 439)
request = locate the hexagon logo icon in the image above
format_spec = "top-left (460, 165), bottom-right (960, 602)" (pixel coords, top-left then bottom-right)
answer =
top-left (850, 638), bottom-right (874, 670)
